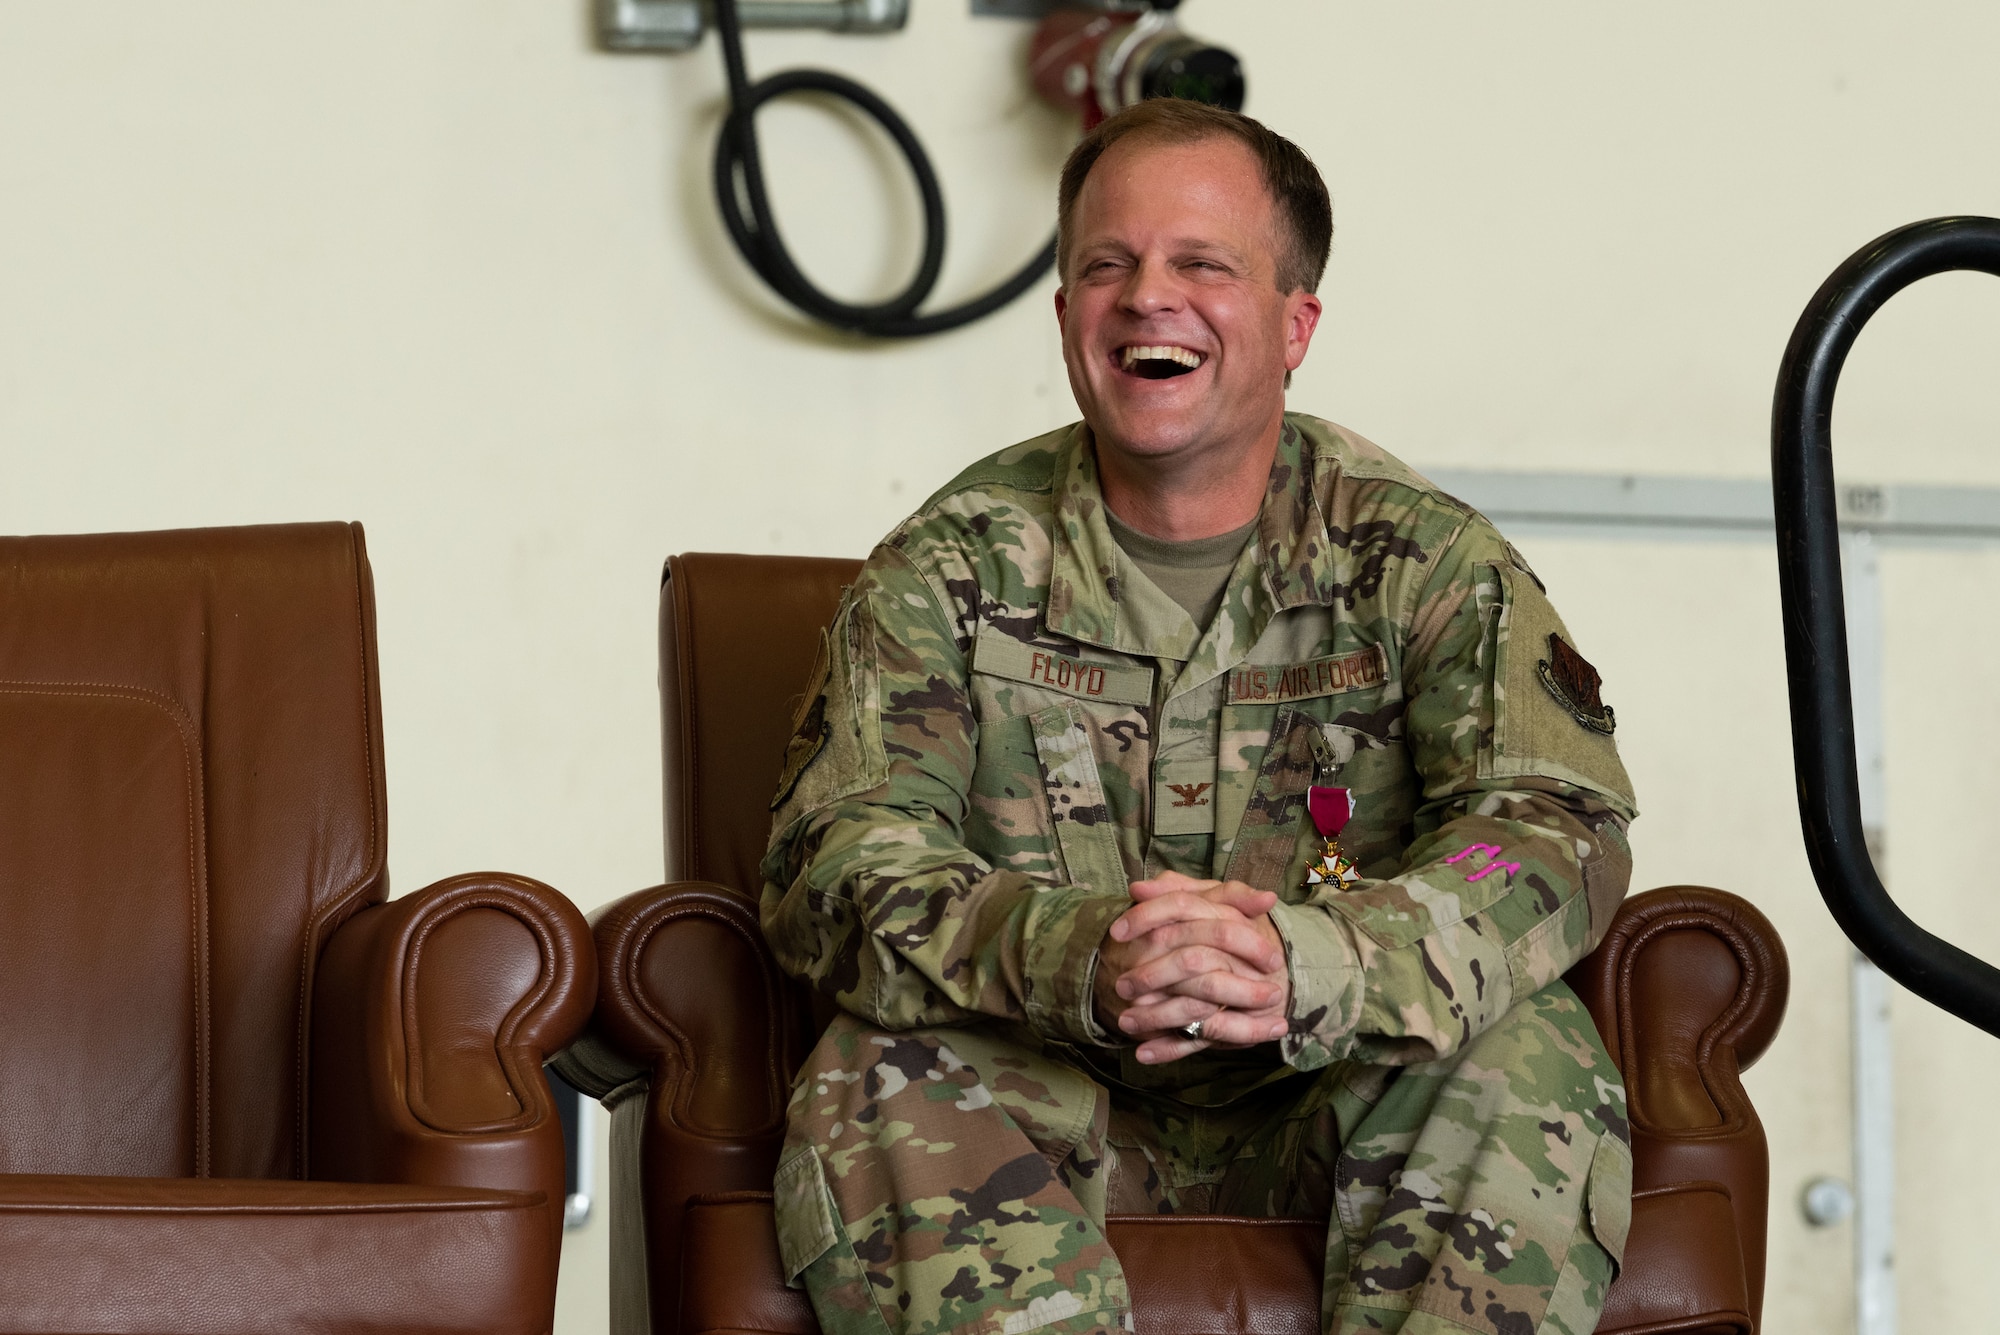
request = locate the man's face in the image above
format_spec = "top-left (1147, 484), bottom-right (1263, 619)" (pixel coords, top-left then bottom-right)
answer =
top-left (1055, 134), bottom-right (1321, 470)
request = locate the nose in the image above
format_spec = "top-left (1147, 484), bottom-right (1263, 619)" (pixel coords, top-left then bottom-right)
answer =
top-left (1119, 254), bottom-right (1183, 316)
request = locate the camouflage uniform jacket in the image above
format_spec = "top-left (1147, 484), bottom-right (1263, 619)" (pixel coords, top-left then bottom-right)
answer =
top-left (761, 413), bottom-right (1637, 1079)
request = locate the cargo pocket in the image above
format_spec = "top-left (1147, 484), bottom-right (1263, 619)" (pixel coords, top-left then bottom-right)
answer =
top-left (773, 1146), bottom-right (841, 1287)
top-left (1481, 561), bottom-right (1637, 816)
top-left (1538, 1131), bottom-right (1631, 1334)
top-left (1585, 1132), bottom-right (1632, 1277)
top-left (1031, 700), bottom-right (1129, 896)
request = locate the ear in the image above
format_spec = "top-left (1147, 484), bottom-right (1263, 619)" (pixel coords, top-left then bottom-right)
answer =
top-left (1054, 285), bottom-right (1069, 331)
top-left (1282, 290), bottom-right (1323, 372)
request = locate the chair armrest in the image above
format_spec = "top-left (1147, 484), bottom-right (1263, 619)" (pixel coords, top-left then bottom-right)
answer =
top-left (1565, 885), bottom-right (1789, 1327)
top-left (551, 881), bottom-right (810, 1335)
top-left (555, 880), bottom-right (807, 1144)
top-left (309, 871), bottom-right (596, 1251)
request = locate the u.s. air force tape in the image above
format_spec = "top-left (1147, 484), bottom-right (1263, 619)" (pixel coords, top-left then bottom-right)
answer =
top-left (1227, 644), bottom-right (1386, 704)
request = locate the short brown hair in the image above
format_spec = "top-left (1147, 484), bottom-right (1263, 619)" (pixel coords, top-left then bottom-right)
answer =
top-left (1056, 100), bottom-right (1333, 295)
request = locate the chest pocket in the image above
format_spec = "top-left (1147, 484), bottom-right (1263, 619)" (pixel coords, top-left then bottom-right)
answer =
top-left (1221, 705), bottom-right (1318, 894)
top-left (971, 627), bottom-right (1153, 896)
top-left (1217, 643), bottom-right (1394, 895)
top-left (1030, 701), bottom-right (1130, 895)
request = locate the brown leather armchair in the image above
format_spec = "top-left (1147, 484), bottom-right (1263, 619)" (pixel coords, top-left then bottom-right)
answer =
top-left (0, 523), bottom-right (595, 1335)
top-left (558, 553), bottom-right (1790, 1335)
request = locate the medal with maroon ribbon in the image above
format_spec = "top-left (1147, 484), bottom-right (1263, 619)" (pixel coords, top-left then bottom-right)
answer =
top-left (1303, 784), bottom-right (1358, 887)
top-left (1303, 726), bottom-right (1359, 887)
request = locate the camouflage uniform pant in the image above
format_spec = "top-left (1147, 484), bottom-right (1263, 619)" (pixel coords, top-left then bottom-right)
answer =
top-left (774, 983), bottom-right (1630, 1335)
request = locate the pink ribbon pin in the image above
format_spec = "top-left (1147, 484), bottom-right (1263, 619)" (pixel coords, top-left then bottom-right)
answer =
top-left (1444, 843), bottom-right (1518, 883)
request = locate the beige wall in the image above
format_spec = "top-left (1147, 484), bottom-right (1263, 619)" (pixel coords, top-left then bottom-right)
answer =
top-left (4, 2), bottom-right (1998, 1331)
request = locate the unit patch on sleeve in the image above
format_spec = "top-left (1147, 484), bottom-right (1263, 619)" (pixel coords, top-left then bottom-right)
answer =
top-left (1227, 643), bottom-right (1386, 704)
top-left (1537, 633), bottom-right (1616, 735)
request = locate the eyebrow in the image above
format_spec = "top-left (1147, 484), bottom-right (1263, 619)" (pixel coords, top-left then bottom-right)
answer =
top-left (1073, 237), bottom-right (1255, 266)
top-left (1175, 239), bottom-right (1252, 266)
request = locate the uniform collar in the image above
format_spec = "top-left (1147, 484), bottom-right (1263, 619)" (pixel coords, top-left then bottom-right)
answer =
top-left (1044, 424), bottom-right (1134, 652)
top-left (1044, 416), bottom-right (1340, 666)
top-left (1255, 415), bottom-right (1344, 614)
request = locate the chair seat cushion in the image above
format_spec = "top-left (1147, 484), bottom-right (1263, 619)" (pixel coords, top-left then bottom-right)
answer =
top-left (679, 1187), bottom-right (1750, 1335)
top-left (0, 1174), bottom-right (556, 1335)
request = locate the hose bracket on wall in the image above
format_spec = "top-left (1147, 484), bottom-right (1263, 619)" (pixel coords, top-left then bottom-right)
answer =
top-left (1772, 214), bottom-right (2000, 1037)
top-left (709, 0), bottom-right (1057, 337)
top-left (603, 0), bottom-right (1244, 337)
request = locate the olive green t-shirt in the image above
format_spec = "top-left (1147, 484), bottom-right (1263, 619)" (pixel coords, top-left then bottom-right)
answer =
top-left (1104, 506), bottom-right (1259, 632)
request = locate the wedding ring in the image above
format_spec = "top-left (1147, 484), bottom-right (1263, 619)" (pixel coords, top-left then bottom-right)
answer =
top-left (1181, 1017), bottom-right (1207, 1040)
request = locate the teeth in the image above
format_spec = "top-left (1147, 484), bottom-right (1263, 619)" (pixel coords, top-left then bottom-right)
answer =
top-left (1120, 345), bottom-right (1204, 370)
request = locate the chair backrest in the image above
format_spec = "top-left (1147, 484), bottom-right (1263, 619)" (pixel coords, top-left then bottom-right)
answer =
top-left (659, 553), bottom-right (861, 895)
top-left (0, 523), bottom-right (388, 1181)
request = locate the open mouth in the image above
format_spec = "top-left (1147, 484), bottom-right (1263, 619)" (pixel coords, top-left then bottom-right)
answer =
top-left (1118, 344), bottom-right (1206, 380)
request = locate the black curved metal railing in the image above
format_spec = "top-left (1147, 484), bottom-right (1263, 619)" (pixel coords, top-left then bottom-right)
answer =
top-left (1773, 214), bottom-right (2000, 1038)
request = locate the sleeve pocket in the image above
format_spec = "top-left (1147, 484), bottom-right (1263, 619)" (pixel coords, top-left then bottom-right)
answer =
top-left (769, 592), bottom-right (891, 833)
top-left (1481, 561), bottom-right (1638, 817)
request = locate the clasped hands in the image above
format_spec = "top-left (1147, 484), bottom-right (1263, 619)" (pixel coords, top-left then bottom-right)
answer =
top-left (1092, 870), bottom-right (1291, 1065)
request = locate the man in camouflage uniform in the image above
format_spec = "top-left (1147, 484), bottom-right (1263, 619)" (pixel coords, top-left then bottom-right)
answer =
top-left (762, 99), bottom-right (1636, 1335)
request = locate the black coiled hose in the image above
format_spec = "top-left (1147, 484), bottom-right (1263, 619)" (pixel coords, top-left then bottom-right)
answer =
top-left (710, 0), bottom-right (1058, 338)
